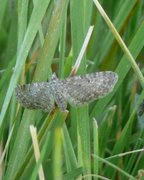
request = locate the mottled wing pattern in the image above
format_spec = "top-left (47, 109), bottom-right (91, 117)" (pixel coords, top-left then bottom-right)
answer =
top-left (61, 71), bottom-right (118, 106)
top-left (16, 82), bottom-right (55, 112)
top-left (16, 71), bottom-right (118, 112)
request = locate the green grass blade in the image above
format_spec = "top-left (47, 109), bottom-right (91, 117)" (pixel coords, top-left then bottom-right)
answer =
top-left (0, 0), bottom-right (51, 127)
top-left (53, 128), bottom-right (63, 180)
top-left (93, 120), bottom-right (99, 180)
top-left (4, 0), bottom-right (69, 178)
top-left (70, 1), bottom-right (93, 179)
top-left (91, 21), bottom-right (144, 118)
top-left (0, 0), bottom-right (8, 28)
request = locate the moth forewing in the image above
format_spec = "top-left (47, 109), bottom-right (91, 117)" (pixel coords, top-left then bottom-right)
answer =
top-left (15, 71), bottom-right (118, 112)
top-left (16, 82), bottom-right (55, 112)
top-left (61, 71), bottom-right (118, 106)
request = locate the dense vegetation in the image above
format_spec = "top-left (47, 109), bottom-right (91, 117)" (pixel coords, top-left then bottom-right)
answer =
top-left (0, 0), bottom-right (144, 179)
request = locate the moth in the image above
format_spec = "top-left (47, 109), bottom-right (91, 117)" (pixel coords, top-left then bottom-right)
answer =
top-left (15, 71), bottom-right (118, 112)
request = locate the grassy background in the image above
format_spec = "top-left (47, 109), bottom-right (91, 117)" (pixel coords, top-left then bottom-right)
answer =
top-left (0, 0), bottom-right (144, 179)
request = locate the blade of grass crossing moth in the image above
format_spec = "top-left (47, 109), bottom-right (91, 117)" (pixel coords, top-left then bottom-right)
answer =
top-left (70, 1), bottom-right (93, 179)
top-left (67, 26), bottom-right (94, 178)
